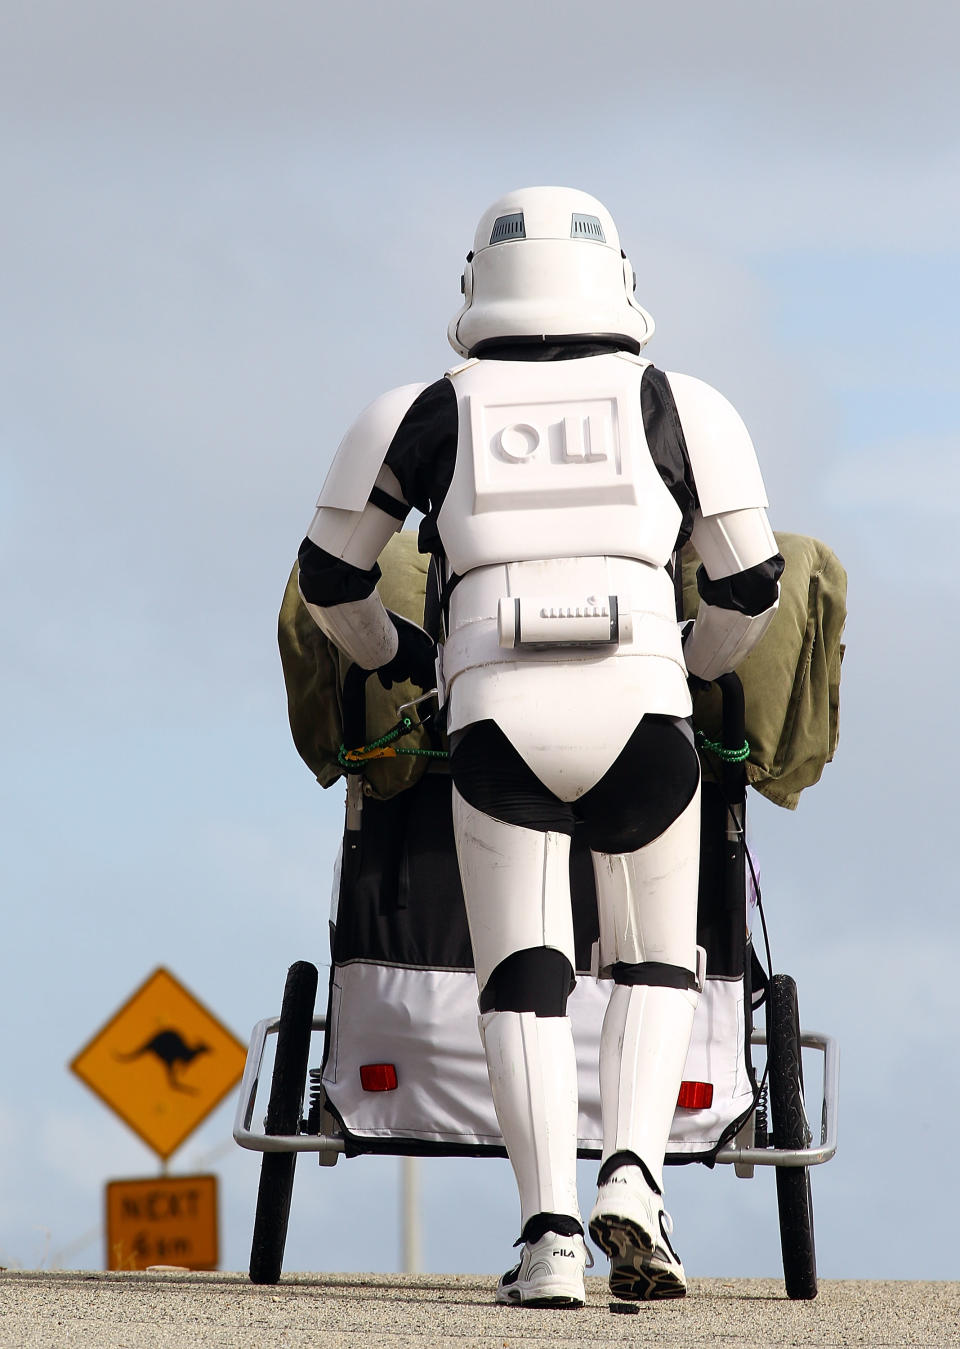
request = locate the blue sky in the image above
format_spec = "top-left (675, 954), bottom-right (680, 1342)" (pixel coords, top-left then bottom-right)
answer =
top-left (2, 0), bottom-right (958, 1282)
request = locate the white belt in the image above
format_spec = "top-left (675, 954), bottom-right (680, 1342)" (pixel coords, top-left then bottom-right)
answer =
top-left (441, 610), bottom-right (686, 686)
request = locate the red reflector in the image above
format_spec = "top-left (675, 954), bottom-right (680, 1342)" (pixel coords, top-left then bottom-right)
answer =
top-left (677, 1081), bottom-right (714, 1109)
top-left (359, 1063), bottom-right (398, 1092)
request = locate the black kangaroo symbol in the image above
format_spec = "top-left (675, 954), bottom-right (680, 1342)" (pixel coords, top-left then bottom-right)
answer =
top-left (115, 1030), bottom-right (211, 1094)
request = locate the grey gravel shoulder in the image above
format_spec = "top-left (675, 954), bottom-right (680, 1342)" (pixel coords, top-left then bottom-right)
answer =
top-left (0, 1271), bottom-right (957, 1349)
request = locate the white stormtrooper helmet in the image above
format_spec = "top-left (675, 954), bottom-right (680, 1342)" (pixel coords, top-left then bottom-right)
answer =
top-left (448, 186), bottom-right (655, 358)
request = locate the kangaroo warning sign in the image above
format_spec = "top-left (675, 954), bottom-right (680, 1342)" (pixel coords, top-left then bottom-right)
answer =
top-left (106, 1174), bottom-right (218, 1271)
top-left (70, 967), bottom-right (247, 1160)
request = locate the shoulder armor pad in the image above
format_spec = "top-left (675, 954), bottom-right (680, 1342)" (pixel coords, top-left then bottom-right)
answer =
top-left (666, 371), bottom-right (768, 516)
top-left (316, 382), bottom-right (428, 512)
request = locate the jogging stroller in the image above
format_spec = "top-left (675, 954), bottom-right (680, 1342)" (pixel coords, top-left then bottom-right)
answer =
top-left (234, 661), bottom-right (839, 1300)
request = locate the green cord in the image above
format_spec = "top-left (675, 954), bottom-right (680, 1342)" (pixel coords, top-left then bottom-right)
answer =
top-left (695, 730), bottom-right (751, 763)
top-left (344, 718), bottom-right (746, 769)
top-left (338, 714), bottom-right (449, 768)
top-left (344, 720), bottom-right (747, 767)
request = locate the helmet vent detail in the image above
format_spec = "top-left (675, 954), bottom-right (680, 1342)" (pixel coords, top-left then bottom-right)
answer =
top-left (489, 213), bottom-right (526, 244)
top-left (570, 213), bottom-right (605, 242)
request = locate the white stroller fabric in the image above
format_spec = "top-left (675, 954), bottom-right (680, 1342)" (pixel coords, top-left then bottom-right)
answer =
top-left (321, 962), bottom-right (754, 1158)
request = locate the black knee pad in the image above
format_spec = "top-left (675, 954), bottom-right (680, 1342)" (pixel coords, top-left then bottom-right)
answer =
top-left (612, 960), bottom-right (698, 991)
top-left (479, 947), bottom-right (575, 1016)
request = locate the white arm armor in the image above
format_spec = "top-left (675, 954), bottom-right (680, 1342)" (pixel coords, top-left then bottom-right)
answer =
top-left (299, 383), bottom-right (425, 668)
top-left (314, 383), bottom-right (427, 513)
top-left (690, 505), bottom-right (778, 580)
top-left (307, 379), bottom-right (424, 572)
top-left (683, 595), bottom-right (778, 681)
top-left (684, 506), bottom-right (780, 681)
top-left (665, 371), bottom-right (768, 516)
top-left (307, 464), bottom-right (409, 571)
top-left (665, 372), bottom-right (779, 681)
top-left (299, 589), bottom-right (399, 671)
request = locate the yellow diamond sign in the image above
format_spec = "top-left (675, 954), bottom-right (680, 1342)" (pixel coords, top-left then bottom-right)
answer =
top-left (71, 967), bottom-right (248, 1161)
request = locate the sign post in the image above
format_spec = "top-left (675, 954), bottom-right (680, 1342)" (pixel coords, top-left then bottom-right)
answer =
top-left (70, 967), bottom-right (248, 1270)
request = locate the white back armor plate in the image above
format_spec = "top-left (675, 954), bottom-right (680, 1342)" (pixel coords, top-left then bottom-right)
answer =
top-left (437, 354), bottom-right (681, 577)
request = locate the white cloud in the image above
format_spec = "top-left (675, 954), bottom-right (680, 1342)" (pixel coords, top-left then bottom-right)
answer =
top-left (5, 0), bottom-right (958, 154)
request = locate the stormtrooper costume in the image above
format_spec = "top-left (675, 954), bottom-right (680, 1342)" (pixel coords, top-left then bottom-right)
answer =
top-left (298, 188), bottom-right (783, 1306)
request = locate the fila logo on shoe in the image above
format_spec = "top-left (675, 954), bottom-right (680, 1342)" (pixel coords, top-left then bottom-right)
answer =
top-left (553, 1248), bottom-right (576, 1259)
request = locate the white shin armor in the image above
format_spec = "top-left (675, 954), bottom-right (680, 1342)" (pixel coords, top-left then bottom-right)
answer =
top-left (599, 982), bottom-right (699, 1193)
top-left (479, 1010), bottom-right (582, 1228)
top-left (451, 786), bottom-right (576, 993)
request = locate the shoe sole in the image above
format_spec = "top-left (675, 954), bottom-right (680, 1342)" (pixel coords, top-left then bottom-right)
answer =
top-left (589, 1214), bottom-right (686, 1302)
top-left (496, 1289), bottom-right (584, 1309)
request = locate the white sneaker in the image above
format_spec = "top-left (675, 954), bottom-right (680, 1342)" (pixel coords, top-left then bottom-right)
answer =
top-left (588, 1166), bottom-right (687, 1301)
top-left (496, 1231), bottom-right (588, 1307)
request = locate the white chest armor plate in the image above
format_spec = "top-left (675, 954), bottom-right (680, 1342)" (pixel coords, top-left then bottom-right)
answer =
top-left (436, 354), bottom-right (682, 576)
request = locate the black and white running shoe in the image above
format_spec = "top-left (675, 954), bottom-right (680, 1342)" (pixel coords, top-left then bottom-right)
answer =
top-left (496, 1231), bottom-right (589, 1307)
top-left (588, 1165), bottom-right (687, 1301)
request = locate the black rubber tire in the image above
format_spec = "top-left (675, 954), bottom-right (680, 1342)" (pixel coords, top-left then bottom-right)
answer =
top-left (767, 973), bottom-right (818, 1301)
top-left (249, 961), bottom-right (319, 1285)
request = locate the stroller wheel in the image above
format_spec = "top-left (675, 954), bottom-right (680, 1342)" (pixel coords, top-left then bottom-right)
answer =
top-left (768, 973), bottom-right (817, 1300)
top-left (249, 961), bottom-right (318, 1285)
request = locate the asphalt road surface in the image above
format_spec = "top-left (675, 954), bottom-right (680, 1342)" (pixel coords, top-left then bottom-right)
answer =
top-left (1, 1271), bottom-right (957, 1348)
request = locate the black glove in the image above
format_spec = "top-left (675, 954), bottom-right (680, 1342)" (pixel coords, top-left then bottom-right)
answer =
top-left (377, 612), bottom-right (437, 691)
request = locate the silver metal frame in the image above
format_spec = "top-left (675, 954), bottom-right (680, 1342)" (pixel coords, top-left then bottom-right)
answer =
top-left (716, 1029), bottom-right (839, 1170)
top-left (233, 1017), bottom-right (838, 1170)
top-left (234, 1016), bottom-right (344, 1158)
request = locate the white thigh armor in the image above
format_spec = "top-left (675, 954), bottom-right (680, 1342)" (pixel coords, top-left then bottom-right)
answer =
top-left (451, 786), bottom-right (576, 990)
top-left (593, 787), bottom-right (701, 976)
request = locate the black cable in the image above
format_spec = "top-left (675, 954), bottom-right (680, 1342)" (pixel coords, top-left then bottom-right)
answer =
top-left (742, 828), bottom-right (774, 982)
top-left (701, 749), bottom-right (775, 981)
top-left (691, 751), bottom-right (775, 1156)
